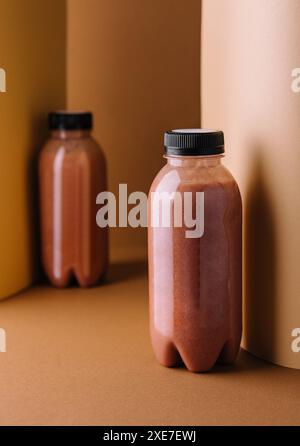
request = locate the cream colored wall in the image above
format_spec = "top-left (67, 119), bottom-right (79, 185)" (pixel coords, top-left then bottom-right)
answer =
top-left (0, 0), bottom-right (66, 299)
top-left (67, 0), bottom-right (201, 253)
top-left (202, 0), bottom-right (300, 369)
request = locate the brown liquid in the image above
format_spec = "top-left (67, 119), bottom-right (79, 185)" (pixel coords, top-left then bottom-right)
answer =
top-left (39, 130), bottom-right (108, 287)
top-left (148, 156), bottom-right (242, 372)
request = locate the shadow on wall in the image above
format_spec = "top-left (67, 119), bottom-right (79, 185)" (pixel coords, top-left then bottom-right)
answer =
top-left (244, 148), bottom-right (278, 363)
top-left (107, 259), bottom-right (148, 284)
top-left (26, 112), bottom-right (51, 283)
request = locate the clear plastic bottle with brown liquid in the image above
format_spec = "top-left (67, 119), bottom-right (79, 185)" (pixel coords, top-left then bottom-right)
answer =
top-left (39, 111), bottom-right (108, 287)
top-left (148, 129), bottom-right (242, 372)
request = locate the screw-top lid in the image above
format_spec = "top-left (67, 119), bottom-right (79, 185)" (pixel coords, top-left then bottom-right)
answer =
top-left (48, 111), bottom-right (93, 131)
top-left (164, 129), bottom-right (224, 156)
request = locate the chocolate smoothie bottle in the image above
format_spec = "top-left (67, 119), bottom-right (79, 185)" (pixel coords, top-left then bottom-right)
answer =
top-left (39, 111), bottom-right (108, 287)
top-left (148, 129), bottom-right (242, 372)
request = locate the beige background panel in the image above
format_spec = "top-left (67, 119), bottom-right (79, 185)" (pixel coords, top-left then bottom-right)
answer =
top-left (67, 0), bottom-right (201, 251)
top-left (201, 0), bottom-right (300, 368)
top-left (0, 0), bottom-right (66, 299)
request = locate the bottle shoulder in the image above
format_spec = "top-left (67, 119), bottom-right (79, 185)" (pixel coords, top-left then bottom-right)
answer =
top-left (39, 136), bottom-right (106, 174)
top-left (40, 135), bottom-right (105, 160)
top-left (150, 162), bottom-right (240, 193)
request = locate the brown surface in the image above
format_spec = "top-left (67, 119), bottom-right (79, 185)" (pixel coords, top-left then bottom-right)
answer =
top-left (0, 255), bottom-right (300, 426)
top-left (67, 0), bottom-right (201, 251)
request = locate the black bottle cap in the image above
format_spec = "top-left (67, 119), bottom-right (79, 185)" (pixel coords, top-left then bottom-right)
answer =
top-left (164, 129), bottom-right (224, 156)
top-left (48, 111), bottom-right (93, 131)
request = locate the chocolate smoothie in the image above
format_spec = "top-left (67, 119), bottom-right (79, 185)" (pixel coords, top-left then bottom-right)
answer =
top-left (39, 112), bottom-right (108, 287)
top-left (148, 130), bottom-right (242, 372)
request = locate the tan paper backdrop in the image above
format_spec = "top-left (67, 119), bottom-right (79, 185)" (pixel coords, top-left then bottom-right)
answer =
top-left (0, 0), bottom-right (66, 299)
top-left (202, 0), bottom-right (300, 369)
top-left (67, 0), bottom-right (201, 254)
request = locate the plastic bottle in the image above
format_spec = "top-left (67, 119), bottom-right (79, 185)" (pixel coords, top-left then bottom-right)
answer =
top-left (39, 111), bottom-right (108, 287)
top-left (148, 129), bottom-right (242, 372)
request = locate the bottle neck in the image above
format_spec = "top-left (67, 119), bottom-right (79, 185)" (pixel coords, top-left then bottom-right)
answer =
top-left (50, 129), bottom-right (91, 140)
top-left (166, 154), bottom-right (223, 168)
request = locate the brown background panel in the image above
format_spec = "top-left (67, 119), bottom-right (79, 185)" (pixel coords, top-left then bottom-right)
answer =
top-left (0, 0), bottom-right (66, 299)
top-left (67, 0), bottom-right (201, 252)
